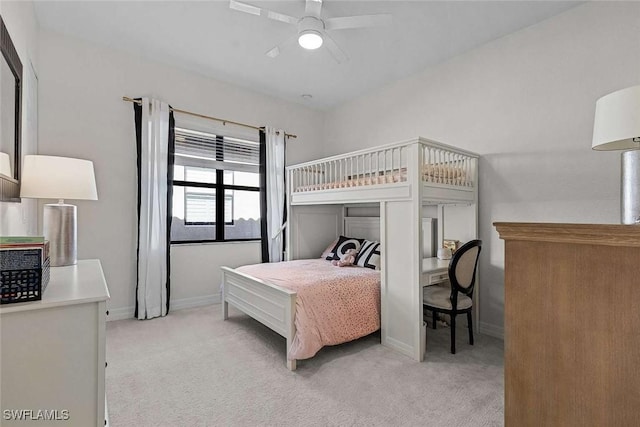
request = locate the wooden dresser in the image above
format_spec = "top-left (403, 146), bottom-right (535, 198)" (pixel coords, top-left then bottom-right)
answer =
top-left (494, 223), bottom-right (640, 427)
top-left (0, 259), bottom-right (110, 427)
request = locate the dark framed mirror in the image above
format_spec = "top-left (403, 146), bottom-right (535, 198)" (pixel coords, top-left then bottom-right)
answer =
top-left (0, 15), bottom-right (22, 202)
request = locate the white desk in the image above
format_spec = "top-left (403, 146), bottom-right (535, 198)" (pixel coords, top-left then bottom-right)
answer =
top-left (421, 257), bottom-right (450, 286)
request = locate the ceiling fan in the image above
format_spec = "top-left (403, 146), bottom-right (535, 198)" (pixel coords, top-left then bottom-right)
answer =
top-left (229, 0), bottom-right (392, 63)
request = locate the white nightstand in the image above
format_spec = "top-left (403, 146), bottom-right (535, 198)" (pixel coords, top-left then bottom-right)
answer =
top-left (1, 259), bottom-right (110, 426)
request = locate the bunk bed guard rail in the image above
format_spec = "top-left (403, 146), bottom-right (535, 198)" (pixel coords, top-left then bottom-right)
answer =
top-left (287, 138), bottom-right (478, 193)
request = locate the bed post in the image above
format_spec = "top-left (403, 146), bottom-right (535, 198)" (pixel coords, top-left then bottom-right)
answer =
top-left (286, 352), bottom-right (297, 371)
top-left (286, 292), bottom-right (297, 371)
top-left (222, 269), bottom-right (229, 320)
top-left (222, 301), bottom-right (229, 320)
top-left (285, 167), bottom-right (293, 261)
top-left (380, 142), bottom-right (425, 362)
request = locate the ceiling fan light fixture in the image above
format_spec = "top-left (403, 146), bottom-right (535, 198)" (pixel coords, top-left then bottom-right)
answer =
top-left (298, 30), bottom-right (323, 50)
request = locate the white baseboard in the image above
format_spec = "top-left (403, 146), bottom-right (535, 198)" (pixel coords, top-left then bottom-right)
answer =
top-left (478, 321), bottom-right (504, 340)
top-left (171, 294), bottom-right (221, 311)
top-left (382, 336), bottom-right (415, 359)
top-left (106, 294), bottom-right (221, 322)
top-left (107, 306), bottom-right (135, 321)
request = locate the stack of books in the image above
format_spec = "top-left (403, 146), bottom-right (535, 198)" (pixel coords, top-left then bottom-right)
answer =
top-left (0, 236), bottom-right (51, 304)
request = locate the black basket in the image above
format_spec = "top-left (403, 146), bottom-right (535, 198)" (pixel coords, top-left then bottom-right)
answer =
top-left (0, 258), bottom-right (50, 304)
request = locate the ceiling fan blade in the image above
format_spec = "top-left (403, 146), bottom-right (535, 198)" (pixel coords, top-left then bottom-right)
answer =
top-left (230, 0), bottom-right (298, 25)
top-left (267, 10), bottom-right (299, 25)
top-left (323, 33), bottom-right (348, 64)
top-left (305, 0), bottom-right (323, 18)
top-left (325, 14), bottom-right (392, 30)
top-left (265, 36), bottom-right (298, 59)
top-left (229, 0), bottom-right (261, 16)
top-left (265, 45), bottom-right (282, 59)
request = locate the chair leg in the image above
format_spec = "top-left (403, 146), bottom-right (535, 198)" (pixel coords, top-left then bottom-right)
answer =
top-left (450, 314), bottom-right (456, 354)
top-left (467, 311), bottom-right (474, 346)
top-left (432, 310), bottom-right (437, 330)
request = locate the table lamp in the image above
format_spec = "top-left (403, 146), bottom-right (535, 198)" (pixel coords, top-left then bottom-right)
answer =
top-left (20, 155), bottom-right (98, 266)
top-left (0, 152), bottom-right (12, 177)
top-left (592, 85), bottom-right (640, 224)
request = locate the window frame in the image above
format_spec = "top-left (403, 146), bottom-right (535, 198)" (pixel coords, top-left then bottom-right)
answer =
top-left (172, 133), bottom-right (262, 244)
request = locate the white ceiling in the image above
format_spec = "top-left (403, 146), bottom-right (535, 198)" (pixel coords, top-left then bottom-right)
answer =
top-left (34, 1), bottom-right (581, 110)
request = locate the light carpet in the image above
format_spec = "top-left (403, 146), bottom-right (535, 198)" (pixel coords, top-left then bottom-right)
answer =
top-left (106, 304), bottom-right (503, 427)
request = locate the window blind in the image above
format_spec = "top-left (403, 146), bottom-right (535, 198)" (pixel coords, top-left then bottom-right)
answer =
top-left (185, 191), bottom-right (233, 224)
top-left (175, 127), bottom-right (259, 173)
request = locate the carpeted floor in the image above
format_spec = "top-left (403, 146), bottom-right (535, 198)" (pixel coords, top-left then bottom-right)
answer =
top-left (106, 304), bottom-right (504, 427)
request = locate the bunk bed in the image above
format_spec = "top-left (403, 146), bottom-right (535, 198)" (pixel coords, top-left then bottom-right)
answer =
top-left (222, 137), bottom-right (479, 370)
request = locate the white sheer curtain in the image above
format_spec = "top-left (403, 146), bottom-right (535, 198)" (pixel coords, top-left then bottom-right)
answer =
top-left (135, 97), bottom-right (172, 319)
top-left (264, 127), bottom-right (286, 262)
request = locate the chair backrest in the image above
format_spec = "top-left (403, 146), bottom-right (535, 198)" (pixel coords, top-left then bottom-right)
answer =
top-left (448, 239), bottom-right (482, 298)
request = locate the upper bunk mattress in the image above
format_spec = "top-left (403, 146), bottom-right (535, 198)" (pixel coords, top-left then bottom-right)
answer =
top-left (293, 164), bottom-right (468, 192)
top-left (236, 259), bottom-right (380, 361)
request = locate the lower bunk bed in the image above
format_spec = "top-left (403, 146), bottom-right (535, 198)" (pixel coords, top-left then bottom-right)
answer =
top-left (221, 258), bottom-right (380, 371)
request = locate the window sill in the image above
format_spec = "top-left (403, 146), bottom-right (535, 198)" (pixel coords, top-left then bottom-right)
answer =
top-left (170, 239), bottom-right (261, 247)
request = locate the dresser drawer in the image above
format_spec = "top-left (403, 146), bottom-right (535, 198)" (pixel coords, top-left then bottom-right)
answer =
top-left (422, 271), bottom-right (449, 286)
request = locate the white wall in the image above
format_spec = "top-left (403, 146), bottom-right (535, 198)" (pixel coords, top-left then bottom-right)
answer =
top-left (37, 30), bottom-right (325, 318)
top-left (322, 2), bottom-right (640, 336)
top-left (0, 1), bottom-right (39, 237)
top-left (23, 2), bottom-right (640, 329)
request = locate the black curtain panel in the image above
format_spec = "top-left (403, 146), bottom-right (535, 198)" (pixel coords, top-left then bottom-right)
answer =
top-left (259, 128), bottom-right (269, 263)
top-left (134, 99), bottom-right (142, 319)
top-left (259, 127), bottom-right (287, 263)
top-left (282, 147), bottom-right (287, 258)
top-left (165, 110), bottom-right (175, 314)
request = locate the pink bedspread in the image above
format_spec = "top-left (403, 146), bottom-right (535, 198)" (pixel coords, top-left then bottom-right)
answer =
top-left (236, 259), bottom-right (380, 360)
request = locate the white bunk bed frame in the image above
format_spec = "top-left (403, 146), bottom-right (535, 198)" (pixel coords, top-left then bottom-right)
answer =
top-left (222, 137), bottom-right (479, 370)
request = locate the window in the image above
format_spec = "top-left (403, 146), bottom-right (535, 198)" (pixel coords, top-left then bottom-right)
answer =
top-left (171, 127), bottom-right (261, 243)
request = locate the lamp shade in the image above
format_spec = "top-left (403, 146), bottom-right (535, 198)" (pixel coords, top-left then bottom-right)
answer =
top-left (592, 85), bottom-right (640, 151)
top-left (0, 152), bottom-right (11, 177)
top-left (20, 155), bottom-right (98, 200)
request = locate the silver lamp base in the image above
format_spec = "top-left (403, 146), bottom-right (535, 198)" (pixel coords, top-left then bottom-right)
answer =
top-left (43, 203), bottom-right (77, 266)
top-left (622, 150), bottom-right (640, 224)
